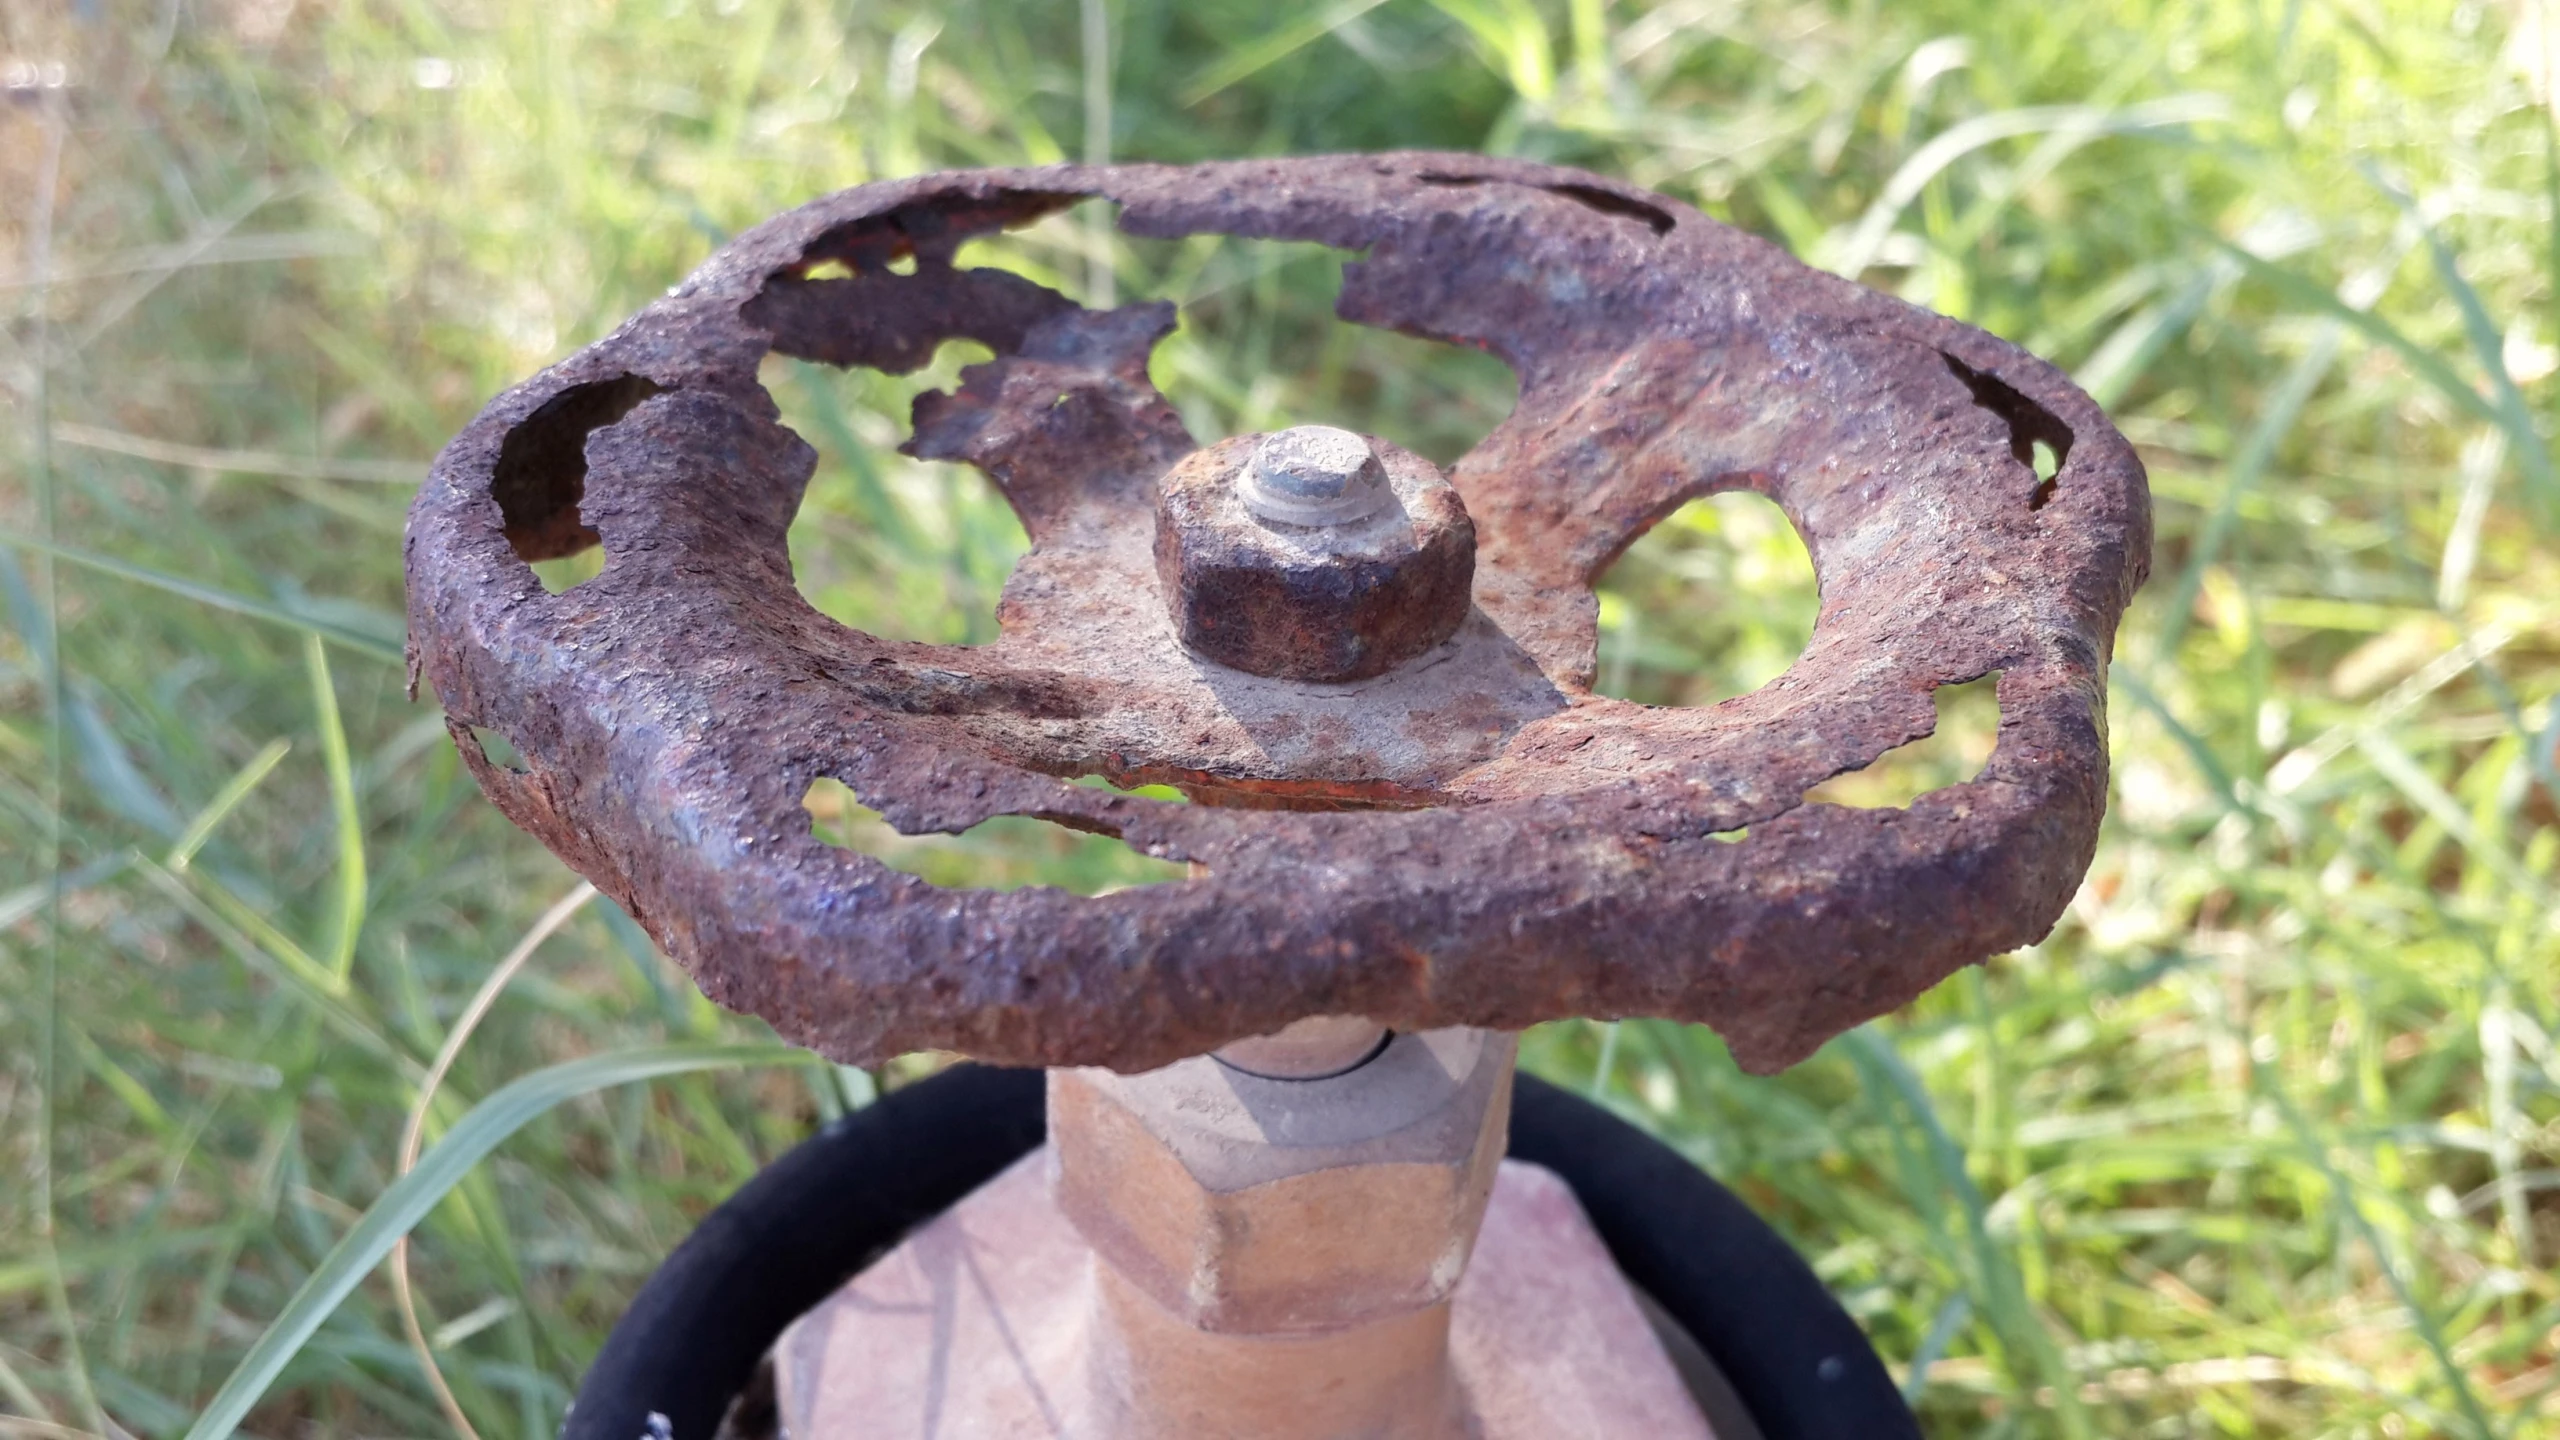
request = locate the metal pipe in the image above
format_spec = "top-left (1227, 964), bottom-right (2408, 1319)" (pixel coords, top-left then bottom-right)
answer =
top-left (1212, 1013), bottom-right (1393, 1080)
top-left (1051, 1027), bottom-right (1513, 1436)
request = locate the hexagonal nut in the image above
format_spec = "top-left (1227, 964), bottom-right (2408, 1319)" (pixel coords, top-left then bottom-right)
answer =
top-left (1050, 1030), bottom-right (1515, 1336)
top-left (1153, 432), bottom-right (1475, 683)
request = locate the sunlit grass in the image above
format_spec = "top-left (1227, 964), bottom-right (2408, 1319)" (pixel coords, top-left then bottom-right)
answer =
top-left (1801, 673), bottom-right (2001, 809)
top-left (1595, 490), bottom-right (1819, 705)
top-left (2, 0), bottom-right (2555, 1436)
top-left (802, 776), bottom-right (1190, 896)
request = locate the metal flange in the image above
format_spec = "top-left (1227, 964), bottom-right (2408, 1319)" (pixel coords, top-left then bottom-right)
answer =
top-left (405, 154), bottom-right (2150, 1074)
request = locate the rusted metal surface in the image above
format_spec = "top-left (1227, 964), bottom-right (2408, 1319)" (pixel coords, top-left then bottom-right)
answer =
top-left (405, 154), bottom-right (2150, 1074)
top-left (1156, 432), bottom-right (1475, 682)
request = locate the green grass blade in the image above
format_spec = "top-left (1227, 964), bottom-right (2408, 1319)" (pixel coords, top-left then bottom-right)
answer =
top-left (1844, 1027), bottom-right (2092, 1438)
top-left (1178, 0), bottom-right (1391, 105)
top-left (2364, 169), bottom-right (2556, 523)
top-left (0, 531), bottom-right (405, 665)
top-left (0, 853), bottom-right (129, 933)
top-left (2354, 729), bottom-right (2539, 898)
top-left (2149, 325), bottom-right (2341, 661)
top-left (21, 90), bottom-right (107, 1435)
top-left (2111, 663), bottom-right (2246, 817)
top-left (782, 363), bottom-right (917, 551)
top-left (134, 856), bottom-right (378, 1038)
top-left (50, 422), bottom-right (426, 485)
top-left (0, 1348), bottom-right (53, 1421)
top-left (68, 1026), bottom-right (175, 1139)
top-left (1426, 0), bottom-right (1557, 104)
top-left (182, 1041), bottom-right (819, 1440)
top-left (1902, 1291), bottom-right (1972, 1404)
top-left (166, 738), bottom-right (293, 872)
top-left (302, 636), bottom-right (366, 983)
top-left (65, 684), bottom-right (182, 838)
top-left (1589, 1019), bottom-right (1621, 1099)
top-left (1829, 96), bottom-right (2230, 278)
top-left (2258, 1070), bottom-right (2502, 1438)
top-left (2422, 232), bottom-right (2556, 523)
top-left (2074, 261), bottom-right (2226, 409)
top-left (2207, 233), bottom-right (2504, 430)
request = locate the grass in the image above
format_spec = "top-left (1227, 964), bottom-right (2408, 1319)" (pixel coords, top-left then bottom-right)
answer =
top-left (2, 0), bottom-right (2555, 1434)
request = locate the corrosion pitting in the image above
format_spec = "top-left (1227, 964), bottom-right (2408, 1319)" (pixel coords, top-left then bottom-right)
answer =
top-left (1156, 433), bottom-right (1475, 683)
top-left (405, 155), bottom-right (2151, 1075)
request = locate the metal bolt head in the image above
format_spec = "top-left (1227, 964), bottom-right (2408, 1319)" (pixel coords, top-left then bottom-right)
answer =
top-left (1240, 425), bottom-right (1394, 527)
top-left (1050, 1030), bottom-right (1516, 1335)
top-left (1155, 432), bottom-right (1476, 683)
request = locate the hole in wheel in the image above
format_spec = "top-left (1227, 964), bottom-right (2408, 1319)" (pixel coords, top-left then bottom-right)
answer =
top-left (804, 777), bottom-right (1193, 895)
top-left (491, 373), bottom-right (665, 593)
top-left (1593, 490), bottom-right (1817, 706)
top-left (1802, 672), bottom-right (2002, 809)
top-left (769, 344), bottom-right (1028, 645)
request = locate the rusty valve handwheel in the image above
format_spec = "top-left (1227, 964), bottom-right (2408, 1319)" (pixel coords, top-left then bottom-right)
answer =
top-left (406, 154), bottom-right (2149, 1075)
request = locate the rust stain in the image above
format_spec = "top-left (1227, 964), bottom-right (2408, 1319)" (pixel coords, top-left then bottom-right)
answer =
top-left (406, 155), bottom-right (2150, 1074)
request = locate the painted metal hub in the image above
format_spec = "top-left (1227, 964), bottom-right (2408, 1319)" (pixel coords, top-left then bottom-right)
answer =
top-left (404, 154), bottom-right (2151, 1076)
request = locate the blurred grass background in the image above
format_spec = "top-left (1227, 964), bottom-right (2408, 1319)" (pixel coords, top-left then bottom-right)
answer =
top-left (3, 0), bottom-right (2556, 1434)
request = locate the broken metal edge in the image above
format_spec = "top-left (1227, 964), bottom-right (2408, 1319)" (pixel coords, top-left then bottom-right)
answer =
top-left (403, 153), bottom-right (2149, 1074)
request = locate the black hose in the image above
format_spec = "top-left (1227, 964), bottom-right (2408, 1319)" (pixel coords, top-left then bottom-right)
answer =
top-left (562, 1064), bottom-right (1044, 1440)
top-left (1508, 1075), bottom-right (1919, 1440)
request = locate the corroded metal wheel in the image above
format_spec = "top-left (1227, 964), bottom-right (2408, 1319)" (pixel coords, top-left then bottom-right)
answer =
top-left (405, 154), bottom-right (2149, 1074)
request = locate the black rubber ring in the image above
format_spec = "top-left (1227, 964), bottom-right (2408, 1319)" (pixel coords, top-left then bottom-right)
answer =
top-left (1506, 1076), bottom-right (1919, 1439)
top-left (563, 1063), bottom-right (1045, 1440)
top-left (562, 1064), bottom-right (1915, 1440)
